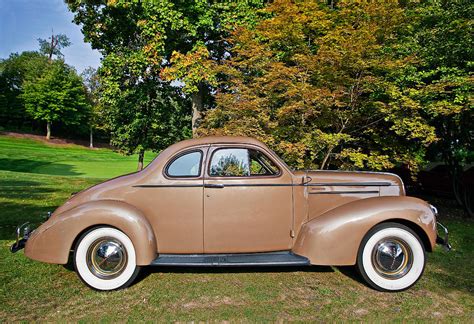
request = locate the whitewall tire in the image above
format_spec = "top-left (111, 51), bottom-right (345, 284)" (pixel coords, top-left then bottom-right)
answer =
top-left (357, 222), bottom-right (426, 292)
top-left (74, 227), bottom-right (140, 291)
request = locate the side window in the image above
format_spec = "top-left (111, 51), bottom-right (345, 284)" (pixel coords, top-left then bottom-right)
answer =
top-left (209, 148), bottom-right (279, 177)
top-left (249, 149), bottom-right (280, 176)
top-left (166, 151), bottom-right (202, 177)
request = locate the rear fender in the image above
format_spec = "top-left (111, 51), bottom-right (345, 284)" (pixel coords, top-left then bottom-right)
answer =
top-left (292, 196), bottom-right (437, 265)
top-left (25, 200), bottom-right (157, 265)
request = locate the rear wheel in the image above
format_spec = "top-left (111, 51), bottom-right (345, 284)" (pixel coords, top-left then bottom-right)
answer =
top-left (356, 222), bottom-right (426, 291)
top-left (74, 227), bottom-right (140, 291)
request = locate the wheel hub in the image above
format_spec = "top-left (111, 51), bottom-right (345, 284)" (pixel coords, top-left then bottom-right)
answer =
top-left (86, 237), bottom-right (127, 279)
top-left (372, 237), bottom-right (413, 279)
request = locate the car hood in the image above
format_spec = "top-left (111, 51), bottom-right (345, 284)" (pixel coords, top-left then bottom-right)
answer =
top-left (294, 170), bottom-right (404, 192)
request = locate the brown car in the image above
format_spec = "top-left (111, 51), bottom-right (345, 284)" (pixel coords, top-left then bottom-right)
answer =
top-left (11, 136), bottom-right (450, 291)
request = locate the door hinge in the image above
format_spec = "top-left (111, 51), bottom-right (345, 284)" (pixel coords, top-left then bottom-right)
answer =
top-left (290, 230), bottom-right (295, 238)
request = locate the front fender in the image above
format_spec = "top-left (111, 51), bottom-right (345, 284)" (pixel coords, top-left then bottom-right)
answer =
top-left (25, 200), bottom-right (157, 265)
top-left (292, 196), bottom-right (437, 265)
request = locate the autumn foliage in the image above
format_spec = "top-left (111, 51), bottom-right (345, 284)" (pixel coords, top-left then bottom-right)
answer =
top-left (198, 0), bottom-right (472, 172)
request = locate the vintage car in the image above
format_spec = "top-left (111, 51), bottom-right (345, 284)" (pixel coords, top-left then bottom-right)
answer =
top-left (11, 136), bottom-right (450, 291)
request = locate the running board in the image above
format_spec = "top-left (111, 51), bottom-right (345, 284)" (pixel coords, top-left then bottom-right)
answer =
top-left (150, 251), bottom-right (310, 267)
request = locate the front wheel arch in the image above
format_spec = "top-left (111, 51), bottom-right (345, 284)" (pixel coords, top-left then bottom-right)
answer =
top-left (379, 219), bottom-right (433, 252)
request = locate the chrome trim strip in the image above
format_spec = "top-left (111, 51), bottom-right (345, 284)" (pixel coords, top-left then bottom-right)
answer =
top-left (309, 190), bottom-right (379, 195)
top-left (135, 182), bottom-right (391, 188)
top-left (305, 182), bottom-right (391, 187)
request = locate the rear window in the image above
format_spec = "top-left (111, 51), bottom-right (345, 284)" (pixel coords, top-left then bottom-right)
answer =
top-left (166, 151), bottom-right (202, 177)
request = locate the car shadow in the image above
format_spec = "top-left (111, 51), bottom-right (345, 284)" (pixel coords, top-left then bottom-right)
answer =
top-left (337, 266), bottom-right (368, 287)
top-left (59, 259), bottom-right (368, 290)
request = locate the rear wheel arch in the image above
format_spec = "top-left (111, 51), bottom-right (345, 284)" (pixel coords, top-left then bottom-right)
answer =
top-left (25, 200), bottom-right (157, 265)
top-left (70, 224), bottom-right (125, 255)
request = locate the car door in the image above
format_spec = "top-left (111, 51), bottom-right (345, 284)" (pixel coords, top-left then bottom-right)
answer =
top-left (134, 147), bottom-right (207, 253)
top-left (203, 145), bottom-right (294, 253)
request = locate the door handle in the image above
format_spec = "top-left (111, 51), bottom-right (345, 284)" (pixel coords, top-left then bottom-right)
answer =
top-left (204, 184), bottom-right (225, 189)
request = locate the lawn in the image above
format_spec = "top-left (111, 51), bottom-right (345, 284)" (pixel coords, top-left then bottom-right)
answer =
top-left (0, 135), bottom-right (473, 321)
top-left (0, 135), bottom-right (155, 179)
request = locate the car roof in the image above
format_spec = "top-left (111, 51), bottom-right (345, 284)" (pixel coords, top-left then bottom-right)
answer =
top-left (172, 136), bottom-right (266, 150)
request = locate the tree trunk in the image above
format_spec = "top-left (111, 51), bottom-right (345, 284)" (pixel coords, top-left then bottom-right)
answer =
top-left (137, 150), bottom-right (145, 171)
top-left (191, 84), bottom-right (205, 137)
top-left (46, 122), bottom-right (51, 140)
top-left (89, 127), bottom-right (94, 148)
top-left (320, 146), bottom-right (334, 170)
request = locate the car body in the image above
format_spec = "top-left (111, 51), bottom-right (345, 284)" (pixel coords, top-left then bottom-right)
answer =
top-left (11, 136), bottom-right (450, 291)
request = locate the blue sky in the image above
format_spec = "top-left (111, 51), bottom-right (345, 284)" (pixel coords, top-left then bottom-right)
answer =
top-left (0, 0), bottom-right (101, 73)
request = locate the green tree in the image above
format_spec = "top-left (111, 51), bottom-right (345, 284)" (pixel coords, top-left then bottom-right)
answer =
top-left (67, 0), bottom-right (266, 135)
top-left (382, 0), bottom-right (473, 204)
top-left (99, 57), bottom-right (191, 169)
top-left (398, 0), bottom-right (473, 174)
top-left (21, 60), bottom-right (90, 140)
top-left (38, 32), bottom-right (71, 62)
top-left (0, 52), bottom-right (48, 129)
top-left (199, 0), bottom-right (437, 172)
top-left (81, 66), bottom-right (104, 148)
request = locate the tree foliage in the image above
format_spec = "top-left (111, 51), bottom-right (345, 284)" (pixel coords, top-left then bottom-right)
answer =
top-left (38, 33), bottom-right (72, 61)
top-left (0, 52), bottom-right (49, 128)
top-left (199, 0), bottom-right (472, 173)
top-left (67, 0), bottom-right (266, 134)
top-left (99, 56), bottom-right (191, 169)
top-left (396, 0), bottom-right (473, 173)
top-left (199, 0), bottom-right (421, 170)
top-left (64, 0), bottom-right (472, 173)
top-left (21, 60), bottom-right (90, 139)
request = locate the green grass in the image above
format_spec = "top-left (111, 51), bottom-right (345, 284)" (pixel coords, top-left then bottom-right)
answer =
top-left (0, 136), bottom-right (156, 178)
top-left (0, 135), bottom-right (473, 321)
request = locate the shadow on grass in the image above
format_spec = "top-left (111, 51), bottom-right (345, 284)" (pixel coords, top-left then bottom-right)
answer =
top-left (0, 179), bottom-right (55, 200)
top-left (0, 178), bottom-right (61, 239)
top-left (337, 266), bottom-right (367, 286)
top-left (0, 158), bottom-right (83, 176)
top-left (61, 259), bottom-right (335, 286)
top-left (0, 202), bottom-right (56, 240)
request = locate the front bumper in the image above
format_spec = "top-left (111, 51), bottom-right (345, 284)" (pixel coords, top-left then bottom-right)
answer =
top-left (430, 204), bottom-right (451, 251)
top-left (436, 221), bottom-right (452, 251)
top-left (10, 222), bottom-right (34, 253)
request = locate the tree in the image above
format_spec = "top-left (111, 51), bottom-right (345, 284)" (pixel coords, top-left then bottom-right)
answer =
top-left (0, 52), bottom-right (48, 128)
top-left (67, 0), bottom-right (266, 135)
top-left (393, 0), bottom-right (473, 202)
top-left (99, 56), bottom-right (191, 169)
top-left (199, 0), bottom-right (438, 172)
top-left (38, 32), bottom-right (71, 62)
top-left (21, 60), bottom-right (90, 139)
top-left (81, 66), bottom-right (103, 148)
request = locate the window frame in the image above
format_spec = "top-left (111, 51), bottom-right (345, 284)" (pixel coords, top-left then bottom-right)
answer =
top-left (207, 146), bottom-right (282, 179)
top-left (164, 149), bottom-right (204, 179)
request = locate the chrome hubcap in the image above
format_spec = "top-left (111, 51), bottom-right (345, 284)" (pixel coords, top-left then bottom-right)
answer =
top-left (86, 237), bottom-right (127, 279)
top-left (372, 237), bottom-right (412, 279)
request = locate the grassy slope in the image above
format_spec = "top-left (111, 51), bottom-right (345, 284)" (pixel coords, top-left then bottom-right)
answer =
top-left (0, 136), bottom-right (155, 179)
top-left (0, 135), bottom-right (473, 321)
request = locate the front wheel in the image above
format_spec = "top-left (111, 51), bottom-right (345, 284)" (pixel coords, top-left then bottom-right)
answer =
top-left (74, 227), bottom-right (140, 291)
top-left (356, 222), bottom-right (426, 292)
